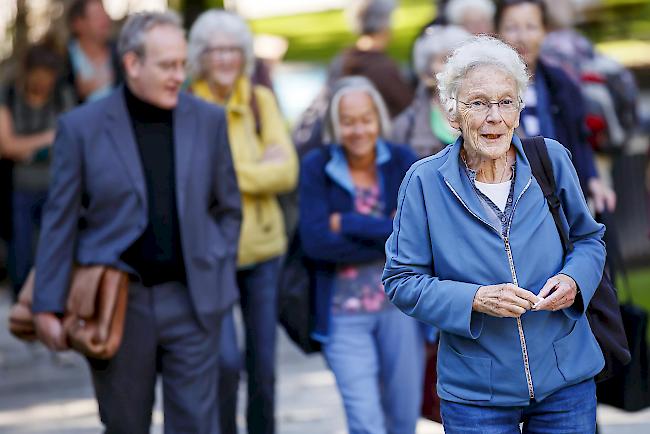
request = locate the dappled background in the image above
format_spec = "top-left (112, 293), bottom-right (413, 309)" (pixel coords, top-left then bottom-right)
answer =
top-left (0, 1), bottom-right (649, 433)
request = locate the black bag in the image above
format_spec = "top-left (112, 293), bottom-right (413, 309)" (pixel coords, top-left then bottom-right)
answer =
top-left (597, 302), bottom-right (650, 411)
top-left (522, 136), bottom-right (631, 383)
top-left (277, 232), bottom-right (321, 354)
top-left (593, 213), bottom-right (650, 411)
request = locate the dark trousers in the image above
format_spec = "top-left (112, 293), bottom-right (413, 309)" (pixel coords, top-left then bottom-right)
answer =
top-left (219, 257), bottom-right (281, 434)
top-left (8, 189), bottom-right (47, 298)
top-left (89, 281), bottom-right (222, 434)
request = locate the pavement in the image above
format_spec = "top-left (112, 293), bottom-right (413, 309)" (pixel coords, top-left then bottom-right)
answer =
top-left (0, 287), bottom-right (649, 434)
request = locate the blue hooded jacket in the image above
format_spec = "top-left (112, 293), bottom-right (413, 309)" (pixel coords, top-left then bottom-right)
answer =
top-left (383, 135), bottom-right (606, 406)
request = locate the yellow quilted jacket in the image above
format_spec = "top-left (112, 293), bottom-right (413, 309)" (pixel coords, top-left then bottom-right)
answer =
top-left (192, 77), bottom-right (298, 267)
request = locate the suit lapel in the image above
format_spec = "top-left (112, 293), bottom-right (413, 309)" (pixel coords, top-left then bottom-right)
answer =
top-left (173, 94), bottom-right (197, 213)
top-left (105, 89), bottom-right (147, 206)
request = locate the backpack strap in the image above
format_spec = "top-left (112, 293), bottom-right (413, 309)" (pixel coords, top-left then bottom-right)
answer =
top-left (521, 136), bottom-right (574, 253)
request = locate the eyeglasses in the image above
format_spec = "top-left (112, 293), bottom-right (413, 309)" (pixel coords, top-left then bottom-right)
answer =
top-left (453, 98), bottom-right (523, 117)
top-left (203, 45), bottom-right (242, 58)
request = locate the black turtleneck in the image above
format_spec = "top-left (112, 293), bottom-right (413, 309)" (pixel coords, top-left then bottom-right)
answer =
top-left (120, 85), bottom-right (186, 286)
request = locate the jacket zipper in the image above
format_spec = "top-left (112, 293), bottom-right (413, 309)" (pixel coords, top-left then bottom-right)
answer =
top-left (504, 236), bottom-right (535, 399)
top-left (445, 177), bottom-right (536, 400)
top-left (506, 177), bottom-right (535, 399)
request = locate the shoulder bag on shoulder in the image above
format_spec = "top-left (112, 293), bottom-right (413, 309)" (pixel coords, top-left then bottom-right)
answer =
top-left (521, 136), bottom-right (631, 383)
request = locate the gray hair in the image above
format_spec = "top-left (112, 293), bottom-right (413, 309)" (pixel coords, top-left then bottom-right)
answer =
top-left (446, 0), bottom-right (496, 25)
top-left (413, 25), bottom-right (472, 78)
top-left (347, 0), bottom-right (396, 35)
top-left (117, 11), bottom-right (183, 59)
top-left (323, 76), bottom-right (391, 144)
top-left (187, 9), bottom-right (255, 80)
top-left (437, 36), bottom-right (529, 119)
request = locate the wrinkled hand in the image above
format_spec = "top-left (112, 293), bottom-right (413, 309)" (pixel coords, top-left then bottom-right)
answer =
top-left (329, 212), bottom-right (341, 233)
top-left (472, 284), bottom-right (540, 318)
top-left (588, 178), bottom-right (616, 213)
top-left (34, 312), bottom-right (68, 351)
top-left (532, 274), bottom-right (578, 312)
top-left (261, 144), bottom-right (286, 162)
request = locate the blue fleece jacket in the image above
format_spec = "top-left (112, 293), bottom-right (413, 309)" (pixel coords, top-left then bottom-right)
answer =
top-left (299, 140), bottom-right (417, 342)
top-left (383, 135), bottom-right (606, 406)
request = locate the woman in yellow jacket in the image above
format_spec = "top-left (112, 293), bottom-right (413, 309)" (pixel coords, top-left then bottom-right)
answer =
top-left (188, 10), bottom-right (298, 434)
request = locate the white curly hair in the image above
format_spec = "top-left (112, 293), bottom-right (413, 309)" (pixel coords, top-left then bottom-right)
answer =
top-left (436, 36), bottom-right (529, 119)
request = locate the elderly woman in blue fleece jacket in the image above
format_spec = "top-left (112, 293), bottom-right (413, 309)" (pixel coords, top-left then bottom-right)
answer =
top-left (383, 36), bottom-right (606, 434)
top-left (299, 76), bottom-right (423, 434)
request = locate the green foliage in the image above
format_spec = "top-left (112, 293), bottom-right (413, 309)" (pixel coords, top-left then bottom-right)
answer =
top-left (580, 0), bottom-right (650, 42)
top-left (249, 0), bottom-right (436, 63)
top-left (617, 267), bottom-right (650, 337)
top-left (618, 267), bottom-right (650, 305)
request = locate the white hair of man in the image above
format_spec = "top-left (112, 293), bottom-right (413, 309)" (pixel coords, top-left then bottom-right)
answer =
top-left (187, 9), bottom-right (255, 80)
top-left (436, 36), bottom-right (529, 119)
top-left (347, 0), bottom-right (396, 35)
top-left (445, 0), bottom-right (496, 25)
top-left (118, 11), bottom-right (183, 59)
top-left (413, 25), bottom-right (472, 79)
top-left (323, 76), bottom-right (392, 144)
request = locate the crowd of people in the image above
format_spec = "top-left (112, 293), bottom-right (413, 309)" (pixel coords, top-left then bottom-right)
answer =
top-left (0, 0), bottom-right (641, 433)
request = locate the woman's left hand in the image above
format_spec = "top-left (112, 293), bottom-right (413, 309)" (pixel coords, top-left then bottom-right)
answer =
top-left (532, 274), bottom-right (579, 312)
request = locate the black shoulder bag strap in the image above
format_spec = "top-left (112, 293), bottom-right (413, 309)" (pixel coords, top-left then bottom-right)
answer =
top-left (521, 136), bottom-right (573, 253)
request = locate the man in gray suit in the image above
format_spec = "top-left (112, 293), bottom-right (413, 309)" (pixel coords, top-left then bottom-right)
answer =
top-left (32, 11), bottom-right (241, 434)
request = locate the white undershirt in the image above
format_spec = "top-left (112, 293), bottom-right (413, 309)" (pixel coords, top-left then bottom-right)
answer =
top-left (475, 180), bottom-right (512, 212)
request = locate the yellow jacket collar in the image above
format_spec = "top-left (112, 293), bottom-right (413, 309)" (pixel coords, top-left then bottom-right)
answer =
top-left (192, 77), bottom-right (251, 114)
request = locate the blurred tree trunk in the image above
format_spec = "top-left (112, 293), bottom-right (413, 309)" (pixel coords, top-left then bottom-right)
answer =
top-left (12, 0), bottom-right (69, 56)
top-left (1, 0), bottom-right (69, 82)
top-left (49, 0), bottom-right (72, 50)
top-left (13, 0), bottom-right (28, 59)
top-left (1, 0), bottom-right (28, 82)
top-left (182, 0), bottom-right (224, 29)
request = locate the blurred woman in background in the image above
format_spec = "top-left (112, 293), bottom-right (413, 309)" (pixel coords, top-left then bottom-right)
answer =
top-left (0, 41), bottom-right (75, 299)
top-left (299, 76), bottom-right (424, 434)
top-left (496, 0), bottom-right (616, 213)
top-left (329, 0), bottom-right (414, 118)
top-left (392, 25), bottom-right (471, 158)
top-left (188, 10), bottom-right (298, 434)
top-left (445, 0), bottom-right (496, 35)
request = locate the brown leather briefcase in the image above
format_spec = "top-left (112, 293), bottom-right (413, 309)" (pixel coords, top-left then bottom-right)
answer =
top-left (8, 266), bottom-right (129, 360)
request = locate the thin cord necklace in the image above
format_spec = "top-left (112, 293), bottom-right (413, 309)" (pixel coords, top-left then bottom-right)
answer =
top-left (461, 149), bottom-right (513, 183)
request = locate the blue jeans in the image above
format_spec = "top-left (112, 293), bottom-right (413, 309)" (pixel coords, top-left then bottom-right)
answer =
top-left (441, 378), bottom-right (597, 434)
top-left (322, 306), bottom-right (425, 434)
top-left (219, 257), bottom-right (281, 434)
top-left (8, 190), bottom-right (47, 298)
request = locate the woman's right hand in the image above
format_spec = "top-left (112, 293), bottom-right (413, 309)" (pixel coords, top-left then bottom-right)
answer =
top-left (472, 284), bottom-right (541, 318)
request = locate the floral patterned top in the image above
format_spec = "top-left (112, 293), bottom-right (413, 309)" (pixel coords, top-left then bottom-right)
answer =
top-left (331, 184), bottom-right (389, 315)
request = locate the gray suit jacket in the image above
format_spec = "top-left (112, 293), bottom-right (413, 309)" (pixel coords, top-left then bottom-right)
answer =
top-left (32, 88), bottom-right (241, 330)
